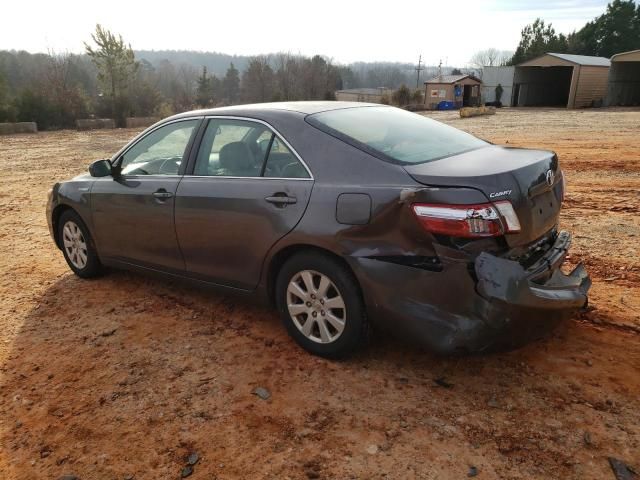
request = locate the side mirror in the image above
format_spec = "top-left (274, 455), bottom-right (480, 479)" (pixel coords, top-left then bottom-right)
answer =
top-left (89, 159), bottom-right (112, 177)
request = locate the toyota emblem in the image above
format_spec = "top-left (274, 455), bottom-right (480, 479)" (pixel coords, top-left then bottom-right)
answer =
top-left (546, 169), bottom-right (555, 186)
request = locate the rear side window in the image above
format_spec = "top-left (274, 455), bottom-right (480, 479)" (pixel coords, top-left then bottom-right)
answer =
top-left (194, 119), bottom-right (268, 177)
top-left (194, 118), bottom-right (309, 178)
top-left (264, 137), bottom-right (309, 179)
top-left (306, 106), bottom-right (488, 164)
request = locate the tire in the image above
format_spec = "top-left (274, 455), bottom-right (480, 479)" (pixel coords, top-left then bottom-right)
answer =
top-left (275, 251), bottom-right (368, 359)
top-left (57, 209), bottom-right (103, 278)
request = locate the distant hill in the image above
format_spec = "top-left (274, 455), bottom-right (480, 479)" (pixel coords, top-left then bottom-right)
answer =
top-left (135, 50), bottom-right (251, 76)
top-left (133, 50), bottom-right (461, 88)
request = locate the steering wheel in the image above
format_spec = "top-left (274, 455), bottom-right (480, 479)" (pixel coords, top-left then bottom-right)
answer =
top-left (158, 157), bottom-right (181, 175)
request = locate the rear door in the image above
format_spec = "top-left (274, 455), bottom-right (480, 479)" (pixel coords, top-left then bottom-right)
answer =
top-left (175, 117), bottom-right (313, 289)
top-left (91, 118), bottom-right (201, 270)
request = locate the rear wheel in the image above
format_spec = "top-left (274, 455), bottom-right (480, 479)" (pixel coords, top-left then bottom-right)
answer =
top-left (276, 252), bottom-right (368, 359)
top-left (58, 210), bottom-right (102, 278)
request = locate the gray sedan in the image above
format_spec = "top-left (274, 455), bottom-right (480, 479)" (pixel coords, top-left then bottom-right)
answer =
top-left (47, 102), bottom-right (590, 358)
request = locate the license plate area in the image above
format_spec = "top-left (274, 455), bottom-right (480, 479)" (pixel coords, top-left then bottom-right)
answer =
top-left (531, 189), bottom-right (559, 231)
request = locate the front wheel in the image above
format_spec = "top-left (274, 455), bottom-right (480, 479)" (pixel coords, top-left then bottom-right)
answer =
top-left (58, 210), bottom-right (103, 278)
top-left (275, 252), bottom-right (368, 359)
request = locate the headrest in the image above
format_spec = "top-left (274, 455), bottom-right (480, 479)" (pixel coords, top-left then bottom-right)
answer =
top-left (219, 142), bottom-right (254, 171)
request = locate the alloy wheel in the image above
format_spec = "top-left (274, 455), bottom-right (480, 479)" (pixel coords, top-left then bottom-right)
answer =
top-left (286, 270), bottom-right (346, 344)
top-left (62, 220), bottom-right (88, 269)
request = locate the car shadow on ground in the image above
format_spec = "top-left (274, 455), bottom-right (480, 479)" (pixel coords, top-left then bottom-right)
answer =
top-left (1, 270), bottom-right (638, 479)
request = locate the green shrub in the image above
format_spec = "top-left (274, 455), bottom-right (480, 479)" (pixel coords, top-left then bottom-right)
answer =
top-left (392, 84), bottom-right (412, 106)
top-left (13, 90), bottom-right (55, 130)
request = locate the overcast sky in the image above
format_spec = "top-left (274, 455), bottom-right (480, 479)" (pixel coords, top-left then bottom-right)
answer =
top-left (1, 0), bottom-right (612, 66)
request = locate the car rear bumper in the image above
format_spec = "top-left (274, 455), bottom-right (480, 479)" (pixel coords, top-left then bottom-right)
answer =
top-left (351, 230), bottom-right (590, 354)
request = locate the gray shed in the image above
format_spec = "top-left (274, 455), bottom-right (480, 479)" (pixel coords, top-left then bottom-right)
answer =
top-left (334, 88), bottom-right (393, 103)
top-left (514, 53), bottom-right (610, 108)
top-left (606, 50), bottom-right (640, 106)
top-left (481, 66), bottom-right (515, 106)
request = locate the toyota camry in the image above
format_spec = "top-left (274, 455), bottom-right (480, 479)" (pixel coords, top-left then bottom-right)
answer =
top-left (47, 102), bottom-right (591, 358)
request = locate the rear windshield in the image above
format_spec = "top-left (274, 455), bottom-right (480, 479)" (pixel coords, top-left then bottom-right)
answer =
top-left (306, 106), bottom-right (488, 164)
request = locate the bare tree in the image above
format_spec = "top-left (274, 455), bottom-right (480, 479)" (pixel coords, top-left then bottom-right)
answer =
top-left (469, 48), bottom-right (513, 68)
top-left (45, 50), bottom-right (88, 126)
top-left (274, 52), bottom-right (300, 101)
top-left (300, 55), bottom-right (340, 100)
top-left (178, 64), bottom-right (197, 110)
top-left (46, 50), bottom-right (72, 108)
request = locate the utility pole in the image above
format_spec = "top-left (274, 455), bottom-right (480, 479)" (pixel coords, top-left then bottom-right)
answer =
top-left (415, 54), bottom-right (425, 89)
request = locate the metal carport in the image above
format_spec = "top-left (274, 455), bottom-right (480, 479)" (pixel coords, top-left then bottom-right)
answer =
top-left (514, 53), bottom-right (610, 108)
top-left (607, 50), bottom-right (640, 106)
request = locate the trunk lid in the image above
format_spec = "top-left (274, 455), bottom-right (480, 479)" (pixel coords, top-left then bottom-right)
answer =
top-left (403, 145), bottom-right (563, 247)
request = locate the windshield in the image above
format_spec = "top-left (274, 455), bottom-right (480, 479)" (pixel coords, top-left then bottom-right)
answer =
top-left (306, 106), bottom-right (488, 164)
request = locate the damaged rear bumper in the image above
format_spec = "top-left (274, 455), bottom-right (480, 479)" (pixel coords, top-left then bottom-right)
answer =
top-left (476, 230), bottom-right (590, 311)
top-left (351, 230), bottom-right (591, 354)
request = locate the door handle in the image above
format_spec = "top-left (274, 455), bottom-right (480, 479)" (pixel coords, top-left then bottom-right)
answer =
top-left (265, 194), bottom-right (297, 206)
top-left (153, 189), bottom-right (174, 200)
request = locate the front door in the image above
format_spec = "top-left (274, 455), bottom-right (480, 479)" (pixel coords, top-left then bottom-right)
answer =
top-left (463, 85), bottom-right (472, 106)
top-left (175, 118), bottom-right (313, 289)
top-left (91, 119), bottom-right (200, 270)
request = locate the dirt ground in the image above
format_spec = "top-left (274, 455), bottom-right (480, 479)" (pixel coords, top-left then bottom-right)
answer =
top-left (0, 108), bottom-right (638, 480)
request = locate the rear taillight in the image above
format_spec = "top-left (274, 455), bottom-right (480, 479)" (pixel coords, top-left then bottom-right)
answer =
top-left (560, 170), bottom-right (566, 203)
top-left (412, 201), bottom-right (521, 238)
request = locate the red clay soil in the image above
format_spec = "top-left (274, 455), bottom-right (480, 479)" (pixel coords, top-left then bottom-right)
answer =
top-left (0, 108), bottom-right (638, 479)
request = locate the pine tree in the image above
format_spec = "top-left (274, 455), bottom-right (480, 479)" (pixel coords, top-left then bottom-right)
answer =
top-left (223, 63), bottom-right (240, 104)
top-left (196, 66), bottom-right (212, 107)
top-left (84, 24), bottom-right (137, 126)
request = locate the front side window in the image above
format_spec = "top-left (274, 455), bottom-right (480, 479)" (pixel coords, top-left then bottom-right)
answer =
top-left (194, 119), bottom-right (310, 179)
top-left (120, 119), bottom-right (199, 175)
top-left (306, 106), bottom-right (488, 165)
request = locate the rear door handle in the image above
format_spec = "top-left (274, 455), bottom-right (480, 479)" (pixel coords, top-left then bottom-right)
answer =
top-left (153, 189), bottom-right (174, 200)
top-left (265, 194), bottom-right (297, 206)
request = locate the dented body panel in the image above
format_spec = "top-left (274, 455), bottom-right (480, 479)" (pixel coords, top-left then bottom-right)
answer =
top-left (348, 231), bottom-right (589, 353)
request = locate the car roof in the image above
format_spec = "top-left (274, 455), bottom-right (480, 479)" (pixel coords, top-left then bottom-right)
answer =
top-left (169, 101), bottom-right (382, 121)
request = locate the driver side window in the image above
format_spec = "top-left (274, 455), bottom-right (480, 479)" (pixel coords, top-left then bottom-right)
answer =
top-left (120, 119), bottom-right (199, 176)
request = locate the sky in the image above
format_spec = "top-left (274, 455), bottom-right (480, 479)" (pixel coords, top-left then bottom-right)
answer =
top-left (0, 0), bottom-right (613, 66)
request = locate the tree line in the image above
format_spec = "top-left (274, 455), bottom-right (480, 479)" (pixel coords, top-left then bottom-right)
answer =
top-left (3, 0), bottom-right (636, 129)
top-left (0, 24), bottom-right (434, 130)
top-left (469, 0), bottom-right (640, 68)
top-left (509, 0), bottom-right (640, 65)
